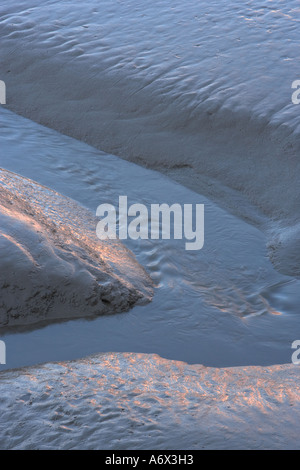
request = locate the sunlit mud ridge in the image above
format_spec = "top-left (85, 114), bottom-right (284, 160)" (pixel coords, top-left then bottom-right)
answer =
top-left (1, 352), bottom-right (300, 450)
top-left (0, 169), bottom-right (153, 329)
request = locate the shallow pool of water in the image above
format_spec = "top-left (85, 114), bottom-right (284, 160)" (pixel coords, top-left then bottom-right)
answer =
top-left (1, 108), bottom-right (300, 370)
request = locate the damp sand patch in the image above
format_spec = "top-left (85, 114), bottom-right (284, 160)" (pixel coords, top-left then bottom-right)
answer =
top-left (0, 169), bottom-right (153, 330)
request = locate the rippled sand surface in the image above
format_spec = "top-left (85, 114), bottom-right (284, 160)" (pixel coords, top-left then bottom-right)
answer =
top-left (1, 353), bottom-right (300, 450)
top-left (1, 0), bottom-right (300, 274)
top-left (1, 0), bottom-right (300, 449)
top-left (1, 2), bottom-right (300, 212)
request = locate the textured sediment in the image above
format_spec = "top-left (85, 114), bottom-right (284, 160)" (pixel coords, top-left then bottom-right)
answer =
top-left (0, 352), bottom-right (300, 450)
top-left (0, 169), bottom-right (153, 329)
